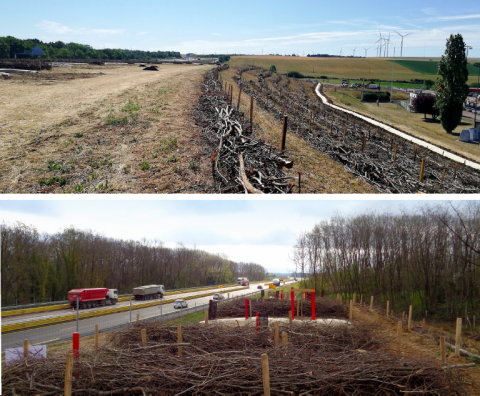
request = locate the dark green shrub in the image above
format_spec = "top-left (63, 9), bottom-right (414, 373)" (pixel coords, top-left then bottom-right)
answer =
top-left (362, 91), bottom-right (391, 102)
top-left (286, 71), bottom-right (304, 78)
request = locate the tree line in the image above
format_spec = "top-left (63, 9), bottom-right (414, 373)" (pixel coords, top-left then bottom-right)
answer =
top-left (293, 202), bottom-right (480, 321)
top-left (1, 223), bottom-right (266, 306)
top-left (0, 36), bottom-right (180, 60)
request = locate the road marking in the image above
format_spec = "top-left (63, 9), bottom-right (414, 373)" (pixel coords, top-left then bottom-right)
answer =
top-left (33, 338), bottom-right (59, 346)
top-left (59, 326), bottom-right (75, 332)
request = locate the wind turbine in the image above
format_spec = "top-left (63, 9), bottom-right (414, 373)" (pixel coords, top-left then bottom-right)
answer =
top-left (374, 38), bottom-right (382, 57)
top-left (385, 33), bottom-right (391, 57)
top-left (339, 48), bottom-right (344, 57)
top-left (395, 30), bottom-right (413, 58)
top-left (352, 47), bottom-right (357, 57)
top-left (363, 47), bottom-right (370, 58)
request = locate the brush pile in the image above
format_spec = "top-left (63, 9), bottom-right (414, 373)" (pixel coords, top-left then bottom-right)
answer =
top-left (232, 67), bottom-right (480, 194)
top-left (3, 320), bottom-right (465, 395)
top-left (193, 67), bottom-right (293, 193)
top-left (217, 296), bottom-right (348, 319)
top-left (0, 58), bottom-right (52, 70)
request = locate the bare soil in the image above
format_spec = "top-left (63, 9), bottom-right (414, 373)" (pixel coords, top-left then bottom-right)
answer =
top-left (0, 63), bottom-right (213, 193)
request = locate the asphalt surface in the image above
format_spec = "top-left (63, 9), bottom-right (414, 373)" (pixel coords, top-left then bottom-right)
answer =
top-left (1, 281), bottom-right (297, 351)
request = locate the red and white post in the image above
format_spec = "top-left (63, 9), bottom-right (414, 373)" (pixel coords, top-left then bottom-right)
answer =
top-left (311, 288), bottom-right (316, 320)
top-left (73, 332), bottom-right (79, 359)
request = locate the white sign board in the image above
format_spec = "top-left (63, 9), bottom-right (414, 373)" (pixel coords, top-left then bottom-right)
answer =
top-left (5, 345), bottom-right (47, 366)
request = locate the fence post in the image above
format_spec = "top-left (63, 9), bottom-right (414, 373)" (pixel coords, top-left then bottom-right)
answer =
top-left (23, 339), bottom-right (29, 360)
top-left (64, 353), bottom-right (74, 396)
top-left (290, 288), bottom-right (295, 320)
top-left (95, 324), bottom-right (99, 353)
top-left (311, 288), bottom-right (316, 320)
top-left (205, 310), bottom-right (209, 326)
top-left (408, 305), bottom-right (413, 331)
top-left (178, 324), bottom-right (182, 357)
top-left (281, 116), bottom-right (288, 151)
top-left (455, 318), bottom-right (462, 356)
top-left (282, 332), bottom-right (288, 346)
top-left (261, 353), bottom-right (271, 396)
top-left (441, 169), bottom-right (446, 184)
top-left (237, 87), bottom-right (242, 110)
top-left (419, 159), bottom-right (425, 182)
top-left (386, 301), bottom-right (390, 320)
top-left (141, 329), bottom-right (147, 347)
top-left (137, 313), bottom-right (139, 323)
top-left (274, 322), bottom-right (280, 347)
top-left (73, 332), bottom-right (79, 359)
top-left (397, 321), bottom-right (402, 346)
top-left (370, 296), bottom-right (374, 311)
top-left (393, 143), bottom-right (398, 163)
top-left (440, 335), bottom-right (446, 364)
top-left (361, 134), bottom-right (367, 151)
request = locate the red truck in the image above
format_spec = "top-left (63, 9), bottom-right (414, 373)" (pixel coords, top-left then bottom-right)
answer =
top-left (68, 288), bottom-right (119, 309)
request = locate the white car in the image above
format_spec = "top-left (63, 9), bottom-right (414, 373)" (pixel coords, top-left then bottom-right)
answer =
top-left (173, 299), bottom-right (188, 309)
top-left (212, 293), bottom-right (225, 300)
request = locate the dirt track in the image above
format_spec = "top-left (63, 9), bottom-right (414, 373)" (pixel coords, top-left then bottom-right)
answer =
top-left (0, 63), bottom-right (213, 193)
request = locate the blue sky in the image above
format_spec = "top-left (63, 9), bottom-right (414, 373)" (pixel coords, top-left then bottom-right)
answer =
top-left (0, 199), bottom-right (456, 272)
top-left (1, 0), bottom-right (479, 58)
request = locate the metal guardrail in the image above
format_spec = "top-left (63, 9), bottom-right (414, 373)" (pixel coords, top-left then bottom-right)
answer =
top-left (1, 287), bottom-right (249, 333)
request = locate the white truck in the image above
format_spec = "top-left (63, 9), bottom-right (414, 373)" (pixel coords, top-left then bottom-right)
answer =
top-left (133, 285), bottom-right (165, 301)
top-left (272, 278), bottom-right (281, 286)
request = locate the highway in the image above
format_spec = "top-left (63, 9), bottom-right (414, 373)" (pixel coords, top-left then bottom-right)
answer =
top-left (1, 280), bottom-right (297, 351)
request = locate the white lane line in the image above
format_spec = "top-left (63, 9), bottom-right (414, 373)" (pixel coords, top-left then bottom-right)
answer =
top-left (315, 83), bottom-right (480, 171)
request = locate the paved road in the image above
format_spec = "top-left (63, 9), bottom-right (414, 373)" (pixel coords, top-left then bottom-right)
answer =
top-left (1, 281), bottom-right (297, 351)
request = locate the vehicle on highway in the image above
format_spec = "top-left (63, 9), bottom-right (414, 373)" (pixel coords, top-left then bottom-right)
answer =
top-left (257, 285), bottom-right (263, 289)
top-left (68, 288), bottom-right (118, 309)
top-left (212, 293), bottom-right (225, 300)
top-left (174, 299), bottom-right (188, 309)
top-left (133, 285), bottom-right (165, 300)
top-left (238, 277), bottom-right (249, 286)
top-left (272, 279), bottom-right (281, 286)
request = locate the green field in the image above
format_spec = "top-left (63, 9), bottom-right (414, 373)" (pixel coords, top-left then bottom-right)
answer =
top-left (230, 56), bottom-right (479, 85)
top-left (393, 60), bottom-right (480, 76)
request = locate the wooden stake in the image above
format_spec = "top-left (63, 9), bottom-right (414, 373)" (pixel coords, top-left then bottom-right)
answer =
top-left (261, 353), bottom-right (271, 396)
top-left (24, 339), bottom-right (29, 360)
top-left (237, 87), bottom-right (242, 110)
top-left (282, 332), bottom-right (288, 346)
top-left (178, 324), bottom-right (183, 357)
top-left (455, 318), bottom-right (462, 356)
top-left (349, 300), bottom-right (353, 321)
top-left (205, 310), bottom-right (209, 325)
top-left (393, 143), bottom-right (398, 163)
top-left (402, 311), bottom-right (405, 320)
top-left (136, 313), bottom-right (139, 323)
top-left (419, 159), bottom-right (425, 182)
top-left (64, 353), bottom-right (74, 396)
top-left (370, 296), bottom-right (374, 311)
top-left (274, 322), bottom-right (280, 348)
top-left (408, 305), bottom-right (413, 331)
top-left (250, 95), bottom-right (254, 132)
top-left (441, 169), bottom-right (446, 184)
top-left (397, 321), bottom-right (402, 346)
top-left (281, 116), bottom-right (288, 151)
top-left (386, 301), bottom-right (390, 320)
top-left (95, 324), bottom-right (99, 353)
top-left (440, 335), bottom-right (446, 364)
top-left (360, 294), bottom-right (363, 306)
top-left (362, 134), bottom-right (367, 152)
top-left (141, 329), bottom-right (147, 347)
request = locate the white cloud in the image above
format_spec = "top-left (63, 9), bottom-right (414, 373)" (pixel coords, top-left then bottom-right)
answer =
top-left (37, 20), bottom-right (124, 36)
top-left (426, 14), bottom-right (480, 22)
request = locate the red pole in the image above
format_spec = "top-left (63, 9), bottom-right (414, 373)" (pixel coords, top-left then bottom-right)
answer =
top-left (281, 290), bottom-right (283, 300)
top-left (256, 312), bottom-right (259, 331)
top-left (291, 287), bottom-right (295, 320)
top-left (311, 288), bottom-right (316, 321)
top-left (305, 292), bottom-right (308, 300)
top-left (73, 332), bottom-right (79, 359)
top-left (245, 298), bottom-right (249, 319)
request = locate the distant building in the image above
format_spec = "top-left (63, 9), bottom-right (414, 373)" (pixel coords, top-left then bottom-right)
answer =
top-left (32, 46), bottom-right (43, 56)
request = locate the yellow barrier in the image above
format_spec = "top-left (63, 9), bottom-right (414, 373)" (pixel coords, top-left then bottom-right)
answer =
top-left (2, 283), bottom-right (242, 317)
top-left (1, 286), bottom-right (247, 333)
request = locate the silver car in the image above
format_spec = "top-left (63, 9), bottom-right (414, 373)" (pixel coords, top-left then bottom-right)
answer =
top-left (212, 293), bottom-right (225, 300)
top-left (173, 299), bottom-right (188, 309)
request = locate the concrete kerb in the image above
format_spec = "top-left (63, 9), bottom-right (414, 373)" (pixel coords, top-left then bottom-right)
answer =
top-left (315, 83), bottom-right (480, 171)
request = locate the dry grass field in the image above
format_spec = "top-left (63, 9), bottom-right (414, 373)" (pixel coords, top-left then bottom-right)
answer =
top-left (0, 63), bottom-right (213, 193)
top-left (230, 56), bottom-right (480, 85)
